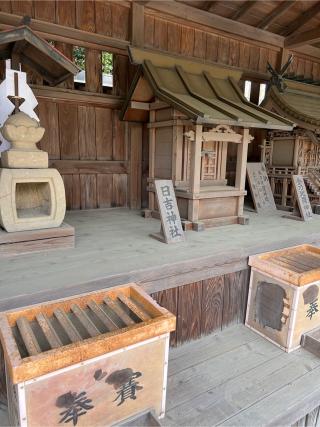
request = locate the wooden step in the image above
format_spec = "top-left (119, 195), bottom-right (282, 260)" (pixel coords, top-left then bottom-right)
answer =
top-left (301, 327), bottom-right (320, 357)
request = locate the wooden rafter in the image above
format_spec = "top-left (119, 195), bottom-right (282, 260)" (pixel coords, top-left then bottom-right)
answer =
top-left (257, 1), bottom-right (296, 30)
top-left (281, 1), bottom-right (320, 37)
top-left (207, 1), bottom-right (218, 12)
top-left (204, 1), bottom-right (215, 11)
top-left (285, 27), bottom-right (320, 48)
top-left (230, 1), bottom-right (257, 21)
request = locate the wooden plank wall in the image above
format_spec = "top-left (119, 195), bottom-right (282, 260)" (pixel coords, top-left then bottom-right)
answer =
top-left (0, 1), bottom-right (141, 211)
top-left (37, 100), bottom-right (129, 210)
top-left (151, 268), bottom-right (250, 346)
top-left (1, 0), bottom-right (320, 212)
top-left (144, 12), bottom-right (320, 80)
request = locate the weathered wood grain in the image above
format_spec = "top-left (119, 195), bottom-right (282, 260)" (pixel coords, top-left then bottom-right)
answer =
top-left (58, 103), bottom-right (79, 160)
top-left (177, 282), bottom-right (202, 344)
top-left (151, 287), bottom-right (178, 346)
top-left (201, 276), bottom-right (224, 335)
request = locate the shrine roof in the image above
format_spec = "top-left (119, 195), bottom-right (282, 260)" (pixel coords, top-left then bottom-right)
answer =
top-left (263, 79), bottom-right (320, 131)
top-left (0, 26), bottom-right (79, 86)
top-left (121, 48), bottom-right (294, 131)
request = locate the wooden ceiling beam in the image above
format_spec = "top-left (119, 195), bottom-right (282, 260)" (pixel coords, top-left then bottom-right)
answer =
top-left (231, 1), bottom-right (257, 21)
top-left (257, 1), bottom-right (296, 30)
top-left (285, 27), bottom-right (320, 48)
top-left (146, 1), bottom-right (284, 47)
top-left (281, 1), bottom-right (320, 37)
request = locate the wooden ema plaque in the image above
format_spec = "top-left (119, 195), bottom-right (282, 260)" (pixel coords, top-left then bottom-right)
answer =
top-left (151, 180), bottom-right (185, 244)
top-left (292, 175), bottom-right (313, 221)
top-left (246, 163), bottom-right (277, 214)
top-left (0, 284), bottom-right (176, 427)
top-left (246, 245), bottom-right (320, 352)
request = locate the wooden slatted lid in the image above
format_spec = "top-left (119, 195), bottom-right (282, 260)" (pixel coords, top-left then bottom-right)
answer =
top-left (0, 284), bottom-right (176, 384)
top-left (249, 244), bottom-right (320, 286)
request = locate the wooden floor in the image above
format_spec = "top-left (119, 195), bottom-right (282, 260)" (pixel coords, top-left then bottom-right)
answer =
top-left (2, 208), bottom-right (320, 311)
top-left (1, 325), bottom-right (320, 426)
top-left (164, 325), bottom-right (320, 427)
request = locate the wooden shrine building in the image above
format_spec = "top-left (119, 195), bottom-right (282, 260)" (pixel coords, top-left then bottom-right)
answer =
top-left (2, 1), bottom-right (320, 426)
top-left (122, 48), bottom-right (293, 229)
top-left (262, 80), bottom-right (320, 209)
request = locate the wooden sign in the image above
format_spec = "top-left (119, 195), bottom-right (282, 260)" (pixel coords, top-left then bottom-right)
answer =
top-left (151, 180), bottom-right (184, 244)
top-left (292, 175), bottom-right (313, 221)
top-left (246, 163), bottom-right (277, 213)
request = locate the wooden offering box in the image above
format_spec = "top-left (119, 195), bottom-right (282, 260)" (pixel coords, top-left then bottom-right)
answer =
top-left (0, 284), bottom-right (176, 427)
top-left (246, 245), bottom-right (320, 352)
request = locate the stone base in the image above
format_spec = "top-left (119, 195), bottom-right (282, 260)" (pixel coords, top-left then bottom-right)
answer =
top-left (0, 223), bottom-right (74, 257)
top-left (0, 168), bottom-right (66, 232)
top-left (1, 150), bottom-right (48, 169)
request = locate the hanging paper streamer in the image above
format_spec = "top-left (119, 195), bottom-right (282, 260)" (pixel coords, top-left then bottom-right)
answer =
top-left (0, 67), bottom-right (39, 153)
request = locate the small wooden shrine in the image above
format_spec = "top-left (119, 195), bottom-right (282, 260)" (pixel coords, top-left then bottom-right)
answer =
top-left (122, 48), bottom-right (293, 229)
top-left (262, 79), bottom-right (320, 209)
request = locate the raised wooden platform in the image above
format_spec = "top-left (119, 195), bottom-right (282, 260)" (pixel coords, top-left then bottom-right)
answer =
top-left (0, 223), bottom-right (74, 257)
top-left (1, 208), bottom-right (320, 311)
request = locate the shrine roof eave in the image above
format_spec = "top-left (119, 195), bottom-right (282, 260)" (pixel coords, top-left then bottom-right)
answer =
top-left (264, 83), bottom-right (320, 130)
top-left (121, 47), bottom-right (294, 132)
top-left (0, 26), bottom-right (79, 86)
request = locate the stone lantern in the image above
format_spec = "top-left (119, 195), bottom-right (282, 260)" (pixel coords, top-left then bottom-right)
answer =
top-left (0, 112), bottom-right (66, 232)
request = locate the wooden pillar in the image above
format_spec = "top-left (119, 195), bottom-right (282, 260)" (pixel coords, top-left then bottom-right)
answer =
top-left (189, 124), bottom-right (202, 194)
top-left (56, 42), bottom-right (74, 89)
top-left (172, 125), bottom-right (183, 184)
top-left (235, 129), bottom-right (250, 190)
top-left (220, 141), bottom-right (228, 180)
top-left (293, 135), bottom-right (300, 168)
top-left (149, 110), bottom-right (156, 210)
top-left (236, 128), bottom-right (250, 216)
top-left (85, 49), bottom-right (102, 93)
top-left (129, 123), bottom-right (142, 209)
top-left (131, 3), bottom-right (144, 47)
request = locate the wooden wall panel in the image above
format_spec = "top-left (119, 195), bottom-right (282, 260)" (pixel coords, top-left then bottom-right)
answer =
top-left (80, 174), bottom-right (97, 209)
top-left (194, 29), bottom-right (206, 60)
top-left (113, 111), bottom-right (126, 161)
top-left (151, 268), bottom-right (250, 346)
top-left (95, 1), bottom-right (112, 37)
top-left (154, 18), bottom-right (168, 51)
top-left (34, 1), bottom-right (55, 22)
top-left (38, 101), bottom-right (60, 159)
top-left (0, 1), bottom-right (11, 13)
top-left (180, 26), bottom-right (194, 57)
top-left (97, 174), bottom-right (113, 208)
top-left (112, 174), bottom-right (127, 207)
top-left (177, 282), bottom-right (203, 344)
top-left (55, 0), bottom-right (76, 27)
top-left (167, 22), bottom-right (181, 55)
top-left (76, 0), bottom-right (95, 32)
top-left (144, 15), bottom-right (155, 49)
top-left (37, 97), bottom-right (129, 211)
top-left (96, 108), bottom-right (113, 160)
top-left (151, 287), bottom-right (178, 346)
top-left (11, 0), bottom-right (33, 16)
top-left (201, 276), bottom-right (224, 335)
top-left (78, 106), bottom-right (96, 160)
top-left (58, 104), bottom-right (79, 160)
top-left (111, 3), bottom-right (130, 41)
